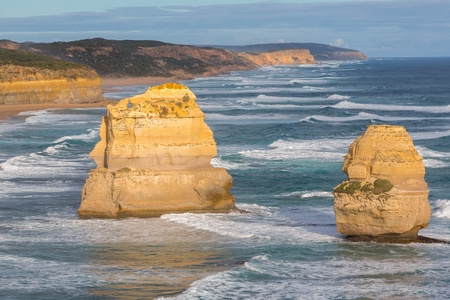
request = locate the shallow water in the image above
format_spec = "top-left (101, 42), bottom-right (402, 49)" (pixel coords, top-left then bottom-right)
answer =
top-left (1, 58), bottom-right (449, 299)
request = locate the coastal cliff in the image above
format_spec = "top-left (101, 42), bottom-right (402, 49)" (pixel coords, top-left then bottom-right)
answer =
top-left (214, 42), bottom-right (369, 61)
top-left (238, 49), bottom-right (316, 65)
top-left (78, 83), bottom-right (236, 218)
top-left (2, 39), bottom-right (320, 79)
top-left (333, 125), bottom-right (431, 242)
top-left (0, 49), bottom-right (104, 105)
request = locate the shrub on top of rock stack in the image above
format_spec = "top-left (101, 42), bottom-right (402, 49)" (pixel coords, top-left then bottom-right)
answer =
top-left (333, 125), bottom-right (431, 242)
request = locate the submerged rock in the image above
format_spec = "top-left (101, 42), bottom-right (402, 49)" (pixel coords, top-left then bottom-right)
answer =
top-left (333, 125), bottom-right (431, 242)
top-left (78, 83), bottom-right (237, 218)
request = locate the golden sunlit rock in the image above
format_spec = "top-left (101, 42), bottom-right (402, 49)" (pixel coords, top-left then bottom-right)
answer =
top-left (333, 125), bottom-right (431, 242)
top-left (0, 65), bottom-right (104, 104)
top-left (78, 83), bottom-right (236, 218)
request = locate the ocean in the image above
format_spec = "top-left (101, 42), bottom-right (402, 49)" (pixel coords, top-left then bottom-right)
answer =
top-left (0, 57), bottom-right (449, 299)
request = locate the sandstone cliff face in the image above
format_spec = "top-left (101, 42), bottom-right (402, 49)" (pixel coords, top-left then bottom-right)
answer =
top-left (0, 65), bottom-right (104, 104)
top-left (238, 49), bottom-right (316, 66)
top-left (78, 83), bottom-right (236, 218)
top-left (333, 125), bottom-right (431, 241)
top-left (318, 50), bottom-right (368, 61)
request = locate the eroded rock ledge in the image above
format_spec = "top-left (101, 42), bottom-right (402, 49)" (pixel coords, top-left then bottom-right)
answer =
top-left (0, 65), bottom-right (103, 105)
top-left (333, 125), bottom-right (431, 242)
top-left (78, 83), bottom-right (237, 218)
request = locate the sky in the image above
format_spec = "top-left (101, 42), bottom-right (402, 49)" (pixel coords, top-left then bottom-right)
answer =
top-left (1, 0), bottom-right (449, 57)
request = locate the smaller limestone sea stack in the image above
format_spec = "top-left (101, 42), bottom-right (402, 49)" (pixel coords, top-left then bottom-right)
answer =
top-left (333, 125), bottom-right (431, 242)
top-left (78, 83), bottom-right (237, 218)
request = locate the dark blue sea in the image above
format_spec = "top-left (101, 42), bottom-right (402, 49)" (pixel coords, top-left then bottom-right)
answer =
top-left (1, 58), bottom-right (449, 299)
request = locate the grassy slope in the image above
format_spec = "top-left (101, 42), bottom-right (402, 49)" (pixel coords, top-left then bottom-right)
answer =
top-left (0, 49), bottom-right (89, 70)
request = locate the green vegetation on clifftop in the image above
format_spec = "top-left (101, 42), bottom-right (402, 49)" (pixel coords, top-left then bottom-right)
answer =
top-left (0, 49), bottom-right (89, 71)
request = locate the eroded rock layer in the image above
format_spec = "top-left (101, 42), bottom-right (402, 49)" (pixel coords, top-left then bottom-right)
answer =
top-left (78, 83), bottom-right (236, 218)
top-left (238, 49), bottom-right (316, 66)
top-left (0, 65), bottom-right (103, 104)
top-left (333, 125), bottom-right (431, 241)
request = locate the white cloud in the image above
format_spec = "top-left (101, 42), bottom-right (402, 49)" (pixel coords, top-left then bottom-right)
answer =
top-left (331, 38), bottom-right (348, 48)
top-left (0, 0), bottom-right (449, 57)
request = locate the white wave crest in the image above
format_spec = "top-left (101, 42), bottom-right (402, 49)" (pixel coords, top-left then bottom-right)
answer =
top-left (327, 94), bottom-right (351, 100)
top-left (422, 159), bottom-right (450, 168)
top-left (161, 209), bottom-right (339, 243)
top-left (289, 78), bottom-right (327, 85)
top-left (300, 112), bottom-right (425, 123)
top-left (42, 143), bottom-right (70, 155)
top-left (302, 86), bottom-right (330, 91)
top-left (416, 145), bottom-right (450, 158)
top-left (205, 113), bottom-right (294, 124)
top-left (253, 94), bottom-right (339, 104)
top-left (434, 200), bottom-right (450, 219)
top-left (237, 203), bottom-right (276, 216)
top-left (239, 138), bottom-right (352, 161)
top-left (53, 129), bottom-right (99, 143)
top-left (416, 146), bottom-right (450, 168)
top-left (20, 109), bottom-right (101, 125)
top-left (210, 157), bottom-right (253, 170)
top-left (160, 213), bottom-right (259, 239)
top-left (332, 100), bottom-right (450, 113)
top-left (410, 130), bottom-right (450, 140)
top-left (277, 191), bottom-right (333, 198)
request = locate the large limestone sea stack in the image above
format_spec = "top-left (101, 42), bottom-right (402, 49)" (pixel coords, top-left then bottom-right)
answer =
top-left (78, 83), bottom-right (236, 218)
top-left (333, 125), bottom-right (431, 242)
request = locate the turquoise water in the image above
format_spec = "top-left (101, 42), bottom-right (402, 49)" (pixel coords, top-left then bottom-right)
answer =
top-left (0, 58), bottom-right (449, 299)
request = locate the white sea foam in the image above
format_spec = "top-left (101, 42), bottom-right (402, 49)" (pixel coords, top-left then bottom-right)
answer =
top-left (332, 100), bottom-right (450, 113)
top-left (289, 78), bottom-right (328, 85)
top-left (0, 180), bottom-right (79, 194)
top-left (327, 94), bottom-right (351, 100)
top-left (236, 203), bottom-right (276, 216)
top-left (172, 249), bottom-right (441, 300)
top-left (302, 85), bottom-right (331, 91)
top-left (415, 146), bottom-right (450, 168)
top-left (253, 103), bottom-right (313, 110)
top-left (52, 129), bottom-right (99, 143)
top-left (43, 143), bottom-right (70, 155)
top-left (239, 138), bottom-right (352, 161)
top-left (255, 94), bottom-right (295, 101)
top-left (161, 210), bottom-right (340, 243)
top-left (422, 159), bottom-right (450, 168)
top-left (243, 95), bottom-right (335, 104)
top-left (410, 129), bottom-right (450, 140)
top-left (205, 113), bottom-right (295, 123)
top-left (434, 200), bottom-right (450, 219)
top-left (416, 145), bottom-right (450, 158)
top-left (0, 140), bottom-right (92, 179)
top-left (300, 112), bottom-right (426, 123)
top-left (277, 191), bottom-right (333, 198)
top-left (210, 157), bottom-right (253, 170)
top-left (161, 213), bottom-right (259, 239)
top-left (0, 152), bottom-right (89, 179)
top-left (20, 109), bottom-right (101, 125)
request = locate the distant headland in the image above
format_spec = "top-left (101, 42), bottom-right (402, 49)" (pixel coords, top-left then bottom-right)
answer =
top-left (0, 38), bottom-right (367, 79)
top-left (0, 38), bottom-right (368, 112)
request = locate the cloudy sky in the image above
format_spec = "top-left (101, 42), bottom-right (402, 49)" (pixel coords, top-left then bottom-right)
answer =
top-left (1, 0), bottom-right (449, 57)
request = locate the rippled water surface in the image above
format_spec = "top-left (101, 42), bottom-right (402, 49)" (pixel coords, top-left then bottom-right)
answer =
top-left (1, 58), bottom-right (449, 299)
